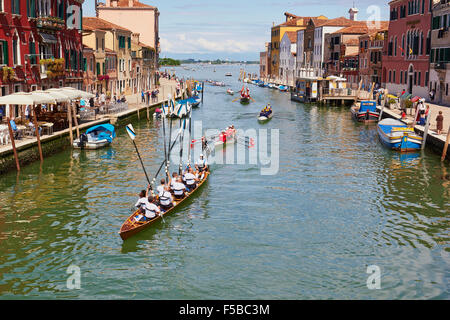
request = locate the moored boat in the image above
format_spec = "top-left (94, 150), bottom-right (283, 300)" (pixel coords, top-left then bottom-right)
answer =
top-left (377, 118), bottom-right (423, 152)
top-left (73, 124), bottom-right (116, 149)
top-left (278, 85), bottom-right (288, 92)
top-left (119, 171), bottom-right (210, 240)
top-left (225, 73), bottom-right (232, 77)
top-left (351, 101), bottom-right (380, 123)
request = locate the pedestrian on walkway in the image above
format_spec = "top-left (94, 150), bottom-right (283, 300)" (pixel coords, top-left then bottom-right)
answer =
top-left (429, 89), bottom-right (435, 102)
top-left (436, 111), bottom-right (444, 135)
top-left (141, 90), bottom-right (145, 103)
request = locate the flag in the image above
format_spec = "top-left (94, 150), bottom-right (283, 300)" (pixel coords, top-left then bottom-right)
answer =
top-left (398, 46), bottom-right (404, 54)
top-left (409, 47), bottom-right (413, 55)
top-left (126, 124), bottom-right (136, 140)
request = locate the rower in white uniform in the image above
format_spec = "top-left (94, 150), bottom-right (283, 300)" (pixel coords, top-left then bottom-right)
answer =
top-left (184, 167), bottom-right (198, 192)
top-left (195, 154), bottom-right (208, 173)
top-left (172, 177), bottom-right (186, 200)
top-left (159, 185), bottom-right (174, 212)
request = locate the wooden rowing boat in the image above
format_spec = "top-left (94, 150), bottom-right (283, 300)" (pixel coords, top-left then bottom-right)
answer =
top-left (119, 171), bottom-right (210, 240)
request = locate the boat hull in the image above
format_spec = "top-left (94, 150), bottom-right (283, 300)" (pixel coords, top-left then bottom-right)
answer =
top-left (258, 113), bottom-right (273, 122)
top-left (119, 172), bottom-right (210, 240)
top-left (73, 139), bottom-right (111, 150)
top-left (351, 107), bottom-right (380, 123)
top-left (377, 121), bottom-right (422, 152)
top-left (240, 98), bottom-right (250, 104)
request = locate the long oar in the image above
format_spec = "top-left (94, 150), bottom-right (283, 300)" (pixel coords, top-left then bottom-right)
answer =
top-left (126, 124), bottom-right (152, 187)
top-left (152, 129), bottom-right (182, 186)
top-left (179, 117), bottom-right (186, 174)
top-left (187, 109), bottom-right (192, 166)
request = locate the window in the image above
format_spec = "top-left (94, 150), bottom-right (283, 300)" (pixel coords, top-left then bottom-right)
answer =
top-left (128, 37), bottom-right (131, 49)
top-left (393, 70), bottom-right (396, 83)
top-left (27, 0), bottom-right (36, 17)
top-left (12, 37), bottom-right (20, 65)
top-left (29, 40), bottom-right (36, 64)
top-left (389, 70), bottom-right (392, 82)
top-left (400, 71), bottom-right (403, 84)
top-left (414, 71), bottom-right (417, 85)
top-left (418, 71), bottom-right (421, 87)
top-left (425, 71), bottom-right (429, 87)
top-left (11, 0), bottom-right (20, 15)
top-left (0, 40), bottom-right (8, 65)
top-left (102, 39), bottom-right (104, 51)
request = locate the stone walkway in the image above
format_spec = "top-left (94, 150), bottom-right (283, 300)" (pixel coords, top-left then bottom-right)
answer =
top-left (384, 102), bottom-right (450, 137)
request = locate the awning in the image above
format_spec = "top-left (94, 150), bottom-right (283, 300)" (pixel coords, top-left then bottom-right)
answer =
top-left (40, 33), bottom-right (57, 44)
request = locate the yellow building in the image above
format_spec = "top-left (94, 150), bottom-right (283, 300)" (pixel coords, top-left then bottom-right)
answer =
top-left (270, 13), bottom-right (327, 79)
top-left (83, 17), bottom-right (134, 95)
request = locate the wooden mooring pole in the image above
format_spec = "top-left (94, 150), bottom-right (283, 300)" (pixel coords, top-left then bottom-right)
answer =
top-left (442, 125), bottom-right (450, 162)
top-left (32, 106), bottom-right (44, 163)
top-left (7, 117), bottom-right (20, 172)
top-left (72, 103), bottom-right (80, 139)
top-left (422, 112), bottom-right (431, 150)
top-left (67, 102), bottom-right (73, 145)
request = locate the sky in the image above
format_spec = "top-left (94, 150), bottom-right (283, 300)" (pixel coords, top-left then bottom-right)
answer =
top-left (84, 0), bottom-right (390, 61)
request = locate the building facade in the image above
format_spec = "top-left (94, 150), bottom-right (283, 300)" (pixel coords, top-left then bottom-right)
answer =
top-left (279, 32), bottom-right (297, 86)
top-left (0, 0), bottom-right (84, 101)
top-left (270, 13), bottom-right (327, 79)
top-left (97, 0), bottom-right (159, 88)
top-left (383, 0), bottom-right (436, 97)
top-left (359, 28), bottom-right (388, 90)
top-left (83, 17), bottom-right (133, 96)
top-left (429, 0), bottom-right (450, 106)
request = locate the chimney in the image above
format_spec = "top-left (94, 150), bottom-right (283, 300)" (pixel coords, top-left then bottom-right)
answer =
top-left (349, 7), bottom-right (359, 21)
top-left (129, 0), bottom-right (134, 7)
top-left (112, 0), bottom-right (118, 7)
top-left (105, 0), bottom-right (111, 6)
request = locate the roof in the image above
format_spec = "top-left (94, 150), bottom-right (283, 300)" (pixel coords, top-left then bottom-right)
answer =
top-left (99, 0), bottom-right (155, 9)
top-left (138, 42), bottom-right (154, 49)
top-left (332, 24), bottom-right (369, 35)
top-left (83, 17), bottom-right (132, 33)
top-left (316, 17), bottom-right (363, 28)
top-left (284, 31), bottom-right (298, 43)
top-left (276, 15), bottom-right (327, 28)
top-left (105, 48), bottom-right (117, 54)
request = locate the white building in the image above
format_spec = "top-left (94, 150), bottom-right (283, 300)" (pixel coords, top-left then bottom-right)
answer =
top-left (279, 31), bottom-right (297, 86)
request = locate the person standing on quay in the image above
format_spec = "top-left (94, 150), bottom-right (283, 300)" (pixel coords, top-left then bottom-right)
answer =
top-left (436, 111), bottom-right (444, 135)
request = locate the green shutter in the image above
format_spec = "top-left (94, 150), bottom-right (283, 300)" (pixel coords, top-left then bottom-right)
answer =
top-left (83, 58), bottom-right (86, 71)
top-left (2, 41), bottom-right (8, 65)
top-left (128, 37), bottom-right (131, 49)
top-left (96, 62), bottom-right (100, 75)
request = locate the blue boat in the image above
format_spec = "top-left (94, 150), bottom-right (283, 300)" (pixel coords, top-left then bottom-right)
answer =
top-left (351, 101), bottom-right (380, 123)
top-left (278, 85), bottom-right (288, 92)
top-left (188, 95), bottom-right (201, 107)
top-left (74, 124), bottom-right (116, 149)
top-left (377, 118), bottom-right (422, 152)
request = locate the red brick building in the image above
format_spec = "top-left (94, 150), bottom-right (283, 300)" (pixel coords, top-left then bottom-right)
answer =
top-left (383, 0), bottom-right (434, 97)
top-left (0, 0), bottom-right (84, 101)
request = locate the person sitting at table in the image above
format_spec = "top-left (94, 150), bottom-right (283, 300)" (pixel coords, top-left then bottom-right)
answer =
top-left (10, 119), bottom-right (19, 139)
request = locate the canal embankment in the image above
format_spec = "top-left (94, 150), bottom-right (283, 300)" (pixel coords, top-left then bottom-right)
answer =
top-left (0, 84), bottom-right (188, 175)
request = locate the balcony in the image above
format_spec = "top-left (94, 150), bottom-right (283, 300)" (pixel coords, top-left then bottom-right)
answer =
top-left (36, 16), bottom-right (65, 31)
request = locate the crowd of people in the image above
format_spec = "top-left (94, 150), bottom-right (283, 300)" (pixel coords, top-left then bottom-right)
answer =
top-left (134, 154), bottom-right (208, 222)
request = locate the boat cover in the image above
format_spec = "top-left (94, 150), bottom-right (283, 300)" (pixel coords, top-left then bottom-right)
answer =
top-left (86, 124), bottom-right (116, 142)
top-left (359, 101), bottom-right (377, 112)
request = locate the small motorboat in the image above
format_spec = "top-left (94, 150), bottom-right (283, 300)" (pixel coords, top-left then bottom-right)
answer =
top-left (258, 107), bottom-right (273, 122)
top-left (351, 101), bottom-right (380, 123)
top-left (73, 124), bottom-right (116, 150)
top-left (188, 96), bottom-right (201, 108)
top-left (227, 89), bottom-right (234, 95)
top-left (377, 118), bottom-right (423, 152)
top-left (153, 108), bottom-right (163, 119)
top-left (278, 85), bottom-right (288, 92)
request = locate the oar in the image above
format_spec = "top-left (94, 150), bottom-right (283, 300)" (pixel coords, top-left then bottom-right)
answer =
top-left (126, 124), bottom-right (152, 187)
top-left (232, 97), bottom-right (240, 103)
top-left (250, 97), bottom-right (256, 102)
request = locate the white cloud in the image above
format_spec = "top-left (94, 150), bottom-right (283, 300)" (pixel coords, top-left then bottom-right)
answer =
top-left (160, 32), bottom-right (265, 55)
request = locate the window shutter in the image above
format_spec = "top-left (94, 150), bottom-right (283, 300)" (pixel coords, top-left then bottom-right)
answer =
top-left (3, 41), bottom-right (9, 65)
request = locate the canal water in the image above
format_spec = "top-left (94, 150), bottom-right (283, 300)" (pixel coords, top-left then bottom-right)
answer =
top-left (0, 64), bottom-right (448, 299)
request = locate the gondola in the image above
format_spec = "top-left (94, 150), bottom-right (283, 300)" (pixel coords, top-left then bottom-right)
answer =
top-left (119, 171), bottom-right (210, 240)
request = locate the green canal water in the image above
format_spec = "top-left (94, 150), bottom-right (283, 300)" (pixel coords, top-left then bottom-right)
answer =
top-left (0, 65), bottom-right (449, 299)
